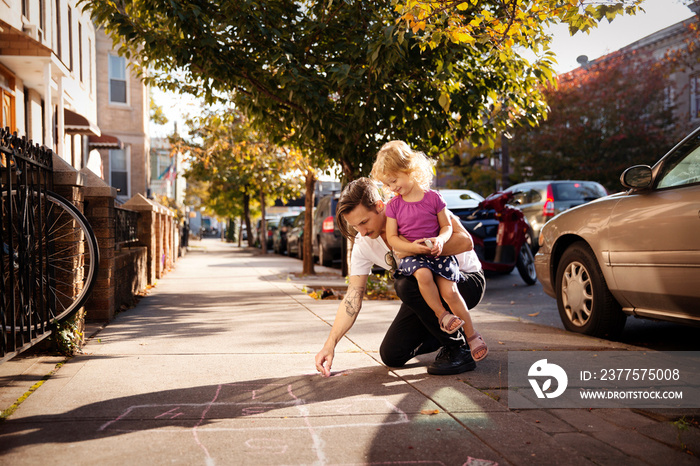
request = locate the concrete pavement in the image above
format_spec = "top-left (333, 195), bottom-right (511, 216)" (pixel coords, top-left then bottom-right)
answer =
top-left (0, 238), bottom-right (698, 465)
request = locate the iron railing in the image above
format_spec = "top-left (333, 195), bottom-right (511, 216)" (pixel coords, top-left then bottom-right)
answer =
top-left (115, 207), bottom-right (139, 245)
top-left (1, 127), bottom-right (54, 360)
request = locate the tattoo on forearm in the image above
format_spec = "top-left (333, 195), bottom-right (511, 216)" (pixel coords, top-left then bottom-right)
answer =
top-left (344, 286), bottom-right (365, 317)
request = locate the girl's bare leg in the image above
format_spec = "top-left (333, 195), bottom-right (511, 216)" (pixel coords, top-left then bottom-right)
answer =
top-left (436, 276), bottom-right (488, 360)
top-left (436, 277), bottom-right (475, 336)
top-left (412, 269), bottom-right (462, 332)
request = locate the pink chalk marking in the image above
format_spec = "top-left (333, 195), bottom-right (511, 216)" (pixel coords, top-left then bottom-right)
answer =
top-left (155, 407), bottom-right (181, 419)
top-left (191, 384), bottom-right (223, 462)
top-left (287, 383), bottom-right (327, 463)
top-left (99, 406), bottom-right (136, 431)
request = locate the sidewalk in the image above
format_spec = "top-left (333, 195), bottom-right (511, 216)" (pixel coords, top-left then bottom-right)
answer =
top-left (0, 238), bottom-right (698, 465)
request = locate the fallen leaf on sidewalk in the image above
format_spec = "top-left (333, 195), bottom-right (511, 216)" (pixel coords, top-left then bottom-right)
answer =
top-left (420, 409), bottom-right (440, 415)
top-left (498, 341), bottom-right (505, 345)
top-left (528, 311), bottom-right (540, 317)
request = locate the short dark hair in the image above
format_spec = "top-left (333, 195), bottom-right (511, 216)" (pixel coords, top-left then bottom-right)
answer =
top-left (336, 178), bottom-right (384, 241)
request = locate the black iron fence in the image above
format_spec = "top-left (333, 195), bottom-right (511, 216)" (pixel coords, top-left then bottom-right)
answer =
top-left (115, 207), bottom-right (139, 245)
top-left (1, 128), bottom-right (55, 361)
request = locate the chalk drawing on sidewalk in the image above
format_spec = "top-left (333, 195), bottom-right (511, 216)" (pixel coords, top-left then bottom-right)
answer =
top-left (97, 381), bottom-right (498, 466)
top-left (98, 381), bottom-right (409, 465)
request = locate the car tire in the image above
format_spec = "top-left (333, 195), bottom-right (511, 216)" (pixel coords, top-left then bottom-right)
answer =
top-left (516, 241), bottom-right (537, 286)
top-left (555, 242), bottom-right (626, 339)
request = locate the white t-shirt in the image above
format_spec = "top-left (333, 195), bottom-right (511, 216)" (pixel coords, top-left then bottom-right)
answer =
top-left (349, 234), bottom-right (482, 277)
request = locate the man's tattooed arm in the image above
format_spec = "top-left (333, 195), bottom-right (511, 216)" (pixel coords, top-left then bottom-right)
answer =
top-left (344, 285), bottom-right (365, 318)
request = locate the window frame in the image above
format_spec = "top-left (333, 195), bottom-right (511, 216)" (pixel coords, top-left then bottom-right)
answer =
top-left (108, 53), bottom-right (129, 105)
top-left (109, 146), bottom-right (131, 199)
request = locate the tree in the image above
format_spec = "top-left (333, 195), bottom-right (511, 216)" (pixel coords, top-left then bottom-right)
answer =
top-left (82, 0), bottom-right (574, 180)
top-left (509, 48), bottom-right (686, 191)
top-left (175, 108), bottom-right (307, 254)
top-left (395, 0), bottom-right (643, 49)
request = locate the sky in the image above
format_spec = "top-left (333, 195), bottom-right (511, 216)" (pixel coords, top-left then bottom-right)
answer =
top-left (547, 0), bottom-right (694, 73)
top-left (150, 0), bottom-right (696, 138)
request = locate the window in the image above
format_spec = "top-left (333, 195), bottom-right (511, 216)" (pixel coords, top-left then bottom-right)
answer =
top-left (68, 7), bottom-right (73, 70)
top-left (663, 85), bottom-right (675, 110)
top-left (54, 0), bottom-right (61, 57)
top-left (110, 148), bottom-right (129, 197)
top-left (39, 0), bottom-right (45, 40)
top-left (88, 38), bottom-right (93, 94)
top-left (656, 140), bottom-right (700, 189)
top-left (78, 23), bottom-right (83, 82)
top-left (690, 74), bottom-right (700, 120)
top-left (109, 54), bottom-right (127, 104)
top-left (0, 69), bottom-right (16, 133)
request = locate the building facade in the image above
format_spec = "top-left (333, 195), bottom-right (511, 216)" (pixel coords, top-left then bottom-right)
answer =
top-left (0, 0), bottom-right (98, 168)
top-left (90, 27), bottom-right (150, 203)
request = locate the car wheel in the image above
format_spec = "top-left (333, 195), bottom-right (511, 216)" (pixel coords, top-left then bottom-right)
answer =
top-left (287, 242), bottom-right (295, 258)
top-left (516, 241), bottom-right (537, 285)
top-left (555, 242), bottom-right (626, 339)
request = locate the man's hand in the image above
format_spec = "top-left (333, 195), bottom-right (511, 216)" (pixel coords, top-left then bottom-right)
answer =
top-left (315, 345), bottom-right (334, 377)
top-left (442, 210), bottom-right (473, 256)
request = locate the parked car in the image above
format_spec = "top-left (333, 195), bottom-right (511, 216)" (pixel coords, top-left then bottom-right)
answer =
top-left (272, 213), bottom-right (300, 254)
top-left (286, 212), bottom-right (306, 259)
top-left (313, 193), bottom-right (342, 266)
top-left (256, 216), bottom-right (279, 249)
top-left (436, 188), bottom-right (484, 210)
top-left (504, 180), bottom-right (608, 252)
top-left (535, 126), bottom-right (700, 339)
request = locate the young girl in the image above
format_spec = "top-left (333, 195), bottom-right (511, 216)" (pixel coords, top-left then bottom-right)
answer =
top-left (370, 140), bottom-right (487, 361)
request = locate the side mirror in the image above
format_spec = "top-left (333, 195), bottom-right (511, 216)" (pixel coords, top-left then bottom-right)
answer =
top-left (620, 165), bottom-right (652, 189)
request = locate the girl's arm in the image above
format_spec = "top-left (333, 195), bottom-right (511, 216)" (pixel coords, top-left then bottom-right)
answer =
top-left (386, 217), bottom-right (429, 255)
top-left (428, 208), bottom-right (453, 256)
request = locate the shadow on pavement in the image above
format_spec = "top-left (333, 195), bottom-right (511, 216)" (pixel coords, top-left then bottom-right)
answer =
top-left (0, 366), bottom-right (504, 464)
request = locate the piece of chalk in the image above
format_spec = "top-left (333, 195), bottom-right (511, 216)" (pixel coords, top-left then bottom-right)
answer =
top-left (425, 239), bottom-right (433, 248)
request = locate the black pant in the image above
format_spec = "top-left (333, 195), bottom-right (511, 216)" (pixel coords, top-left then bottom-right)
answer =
top-left (379, 269), bottom-right (486, 367)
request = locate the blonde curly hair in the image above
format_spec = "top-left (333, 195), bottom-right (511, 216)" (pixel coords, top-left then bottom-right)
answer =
top-left (371, 140), bottom-right (435, 191)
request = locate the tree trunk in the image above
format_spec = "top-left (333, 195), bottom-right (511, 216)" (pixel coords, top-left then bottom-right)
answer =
top-left (237, 215), bottom-right (243, 247)
top-left (260, 190), bottom-right (267, 254)
top-left (303, 169), bottom-right (316, 275)
top-left (243, 188), bottom-right (252, 247)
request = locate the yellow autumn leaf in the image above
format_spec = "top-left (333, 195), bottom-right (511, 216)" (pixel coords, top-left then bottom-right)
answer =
top-left (451, 30), bottom-right (475, 43)
top-left (412, 21), bottom-right (427, 33)
top-left (420, 409), bottom-right (440, 415)
top-left (528, 311), bottom-right (540, 317)
top-left (456, 2), bottom-right (469, 10)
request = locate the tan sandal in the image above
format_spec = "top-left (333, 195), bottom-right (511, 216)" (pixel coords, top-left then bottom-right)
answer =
top-left (439, 311), bottom-right (464, 334)
top-left (467, 332), bottom-right (488, 361)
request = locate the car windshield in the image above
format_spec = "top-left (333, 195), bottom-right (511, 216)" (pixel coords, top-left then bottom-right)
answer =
top-left (552, 183), bottom-right (607, 202)
top-left (281, 216), bottom-right (297, 227)
top-left (438, 190), bottom-right (484, 207)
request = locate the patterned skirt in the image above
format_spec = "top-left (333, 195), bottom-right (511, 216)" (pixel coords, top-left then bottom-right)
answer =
top-left (396, 254), bottom-right (464, 283)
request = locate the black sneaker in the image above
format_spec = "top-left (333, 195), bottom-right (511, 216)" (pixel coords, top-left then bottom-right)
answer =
top-left (427, 344), bottom-right (476, 375)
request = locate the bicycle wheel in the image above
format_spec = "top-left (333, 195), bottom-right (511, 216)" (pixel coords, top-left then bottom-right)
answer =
top-left (2, 189), bottom-right (99, 331)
